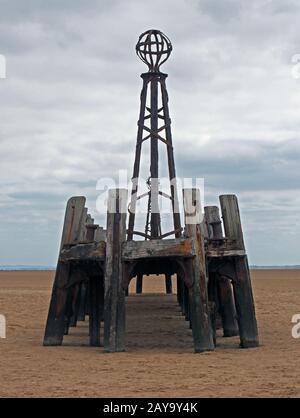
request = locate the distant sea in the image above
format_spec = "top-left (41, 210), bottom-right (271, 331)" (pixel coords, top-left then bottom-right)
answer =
top-left (0, 265), bottom-right (299, 271)
top-left (0, 265), bottom-right (56, 271)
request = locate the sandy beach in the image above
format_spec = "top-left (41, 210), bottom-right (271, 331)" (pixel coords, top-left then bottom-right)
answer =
top-left (0, 269), bottom-right (300, 397)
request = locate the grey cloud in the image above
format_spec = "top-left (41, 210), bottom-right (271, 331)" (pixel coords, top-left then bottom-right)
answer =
top-left (0, 0), bottom-right (299, 266)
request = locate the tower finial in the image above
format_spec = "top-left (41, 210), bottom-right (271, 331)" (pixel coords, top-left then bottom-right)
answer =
top-left (136, 29), bottom-right (172, 72)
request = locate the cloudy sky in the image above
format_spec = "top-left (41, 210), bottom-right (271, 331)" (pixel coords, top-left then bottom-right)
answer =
top-left (0, 0), bottom-right (299, 266)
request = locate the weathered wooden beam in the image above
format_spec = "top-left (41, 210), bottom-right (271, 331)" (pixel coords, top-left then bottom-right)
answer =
top-left (220, 195), bottom-right (259, 348)
top-left (59, 241), bottom-right (106, 262)
top-left (204, 206), bottom-right (223, 239)
top-left (78, 208), bottom-right (88, 242)
top-left (165, 274), bottom-right (172, 294)
top-left (86, 224), bottom-right (98, 243)
top-left (122, 238), bottom-right (195, 261)
top-left (89, 276), bottom-right (101, 347)
top-left (220, 195), bottom-right (245, 250)
top-left (69, 282), bottom-right (81, 327)
top-left (206, 248), bottom-right (246, 258)
top-left (183, 188), bottom-right (214, 353)
top-left (183, 283), bottom-right (189, 321)
top-left (233, 256), bottom-right (259, 348)
top-left (77, 282), bottom-right (87, 321)
top-left (43, 262), bottom-right (71, 345)
top-left (217, 276), bottom-right (239, 337)
top-left (177, 275), bottom-right (183, 306)
top-left (95, 226), bottom-right (106, 242)
top-left (44, 196), bottom-right (86, 346)
top-left (59, 197), bottom-right (86, 249)
top-left (136, 274), bottom-right (143, 294)
top-left (104, 189), bottom-right (128, 352)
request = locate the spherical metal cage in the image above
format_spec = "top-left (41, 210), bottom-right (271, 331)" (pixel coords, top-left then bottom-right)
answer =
top-left (136, 29), bottom-right (172, 72)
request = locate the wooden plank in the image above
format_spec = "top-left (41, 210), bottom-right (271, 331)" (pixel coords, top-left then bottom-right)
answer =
top-left (219, 195), bottom-right (245, 250)
top-left (59, 196), bottom-right (86, 249)
top-left (86, 223), bottom-right (98, 242)
top-left (177, 275), bottom-right (183, 307)
top-left (94, 226), bottom-right (106, 242)
top-left (220, 195), bottom-right (259, 347)
top-left (78, 208), bottom-right (88, 242)
top-left (206, 249), bottom-right (246, 257)
top-left (69, 282), bottom-right (81, 328)
top-left (59, 241), bottom-right (106, 262)
top-left (77, 282), bottom-right (87, 321)
top-left (43, 196), bottom-right (86, 346)
top-left (204, 206), bottom-right (223, 239)
top-left (233, 256), bottom-right (259, 347)
top-left (43, 262), bottom-right (70, 345)
top-left (217, 276), bottom-right (239, 337)
top-left (205, 206), bottom-right (239, 338)
top-left (165, 274), bottom-right (172, 294)
top-left (89, 276), bottom-right (102, 347)
top-left (183, 188), bottom-right (214, 353)
top-left (136, 274), bottom-right (143, 294)
top-left (104, 189), bottom-right (128, 352)
top-left (122, 238), bottom-right (195, 261)
top-left (202, 212), bottom-right (210, 238)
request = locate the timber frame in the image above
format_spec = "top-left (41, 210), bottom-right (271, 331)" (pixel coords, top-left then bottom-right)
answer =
top-left (43, 190), bottom-right (259, 352)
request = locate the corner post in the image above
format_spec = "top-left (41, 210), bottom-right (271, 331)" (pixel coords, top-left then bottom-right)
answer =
top-left (220, 195), bottom-right (259, 348)
top-left (183, 188), bottom-right (214, 352)
top-left (104, 189), bottom-right (128, 352)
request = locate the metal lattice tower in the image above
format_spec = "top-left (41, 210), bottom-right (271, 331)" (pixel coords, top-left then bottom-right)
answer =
top-left (127, 29), bottom-right (182, 241)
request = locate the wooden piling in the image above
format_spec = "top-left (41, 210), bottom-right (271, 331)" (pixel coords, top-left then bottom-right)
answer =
top-left (220, 195), bottom-right (259, 348)
top-left (183, 188), bottom-right (214, 352)
top-left (104, 189), bottom-right (128, 352)
top-left (165, 274), bottom-right (173, 294)
top-left (43, 262), bottom-right (71, 345)
top-left (89, 276), bottom-right (101, 346)
top-left (205, 205), bottom-right (238, 337)
top-left (136, 274), bottom-right (143, 294)
top-left (77, 282), bottom-right (87, 321)
top-left (217, 276), bottom-right (239, 337)
top-left (43, 197), bottom-right (86, 346)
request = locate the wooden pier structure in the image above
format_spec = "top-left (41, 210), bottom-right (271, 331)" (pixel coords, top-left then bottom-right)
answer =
top-left (43, 30), bottom-right (258, 352)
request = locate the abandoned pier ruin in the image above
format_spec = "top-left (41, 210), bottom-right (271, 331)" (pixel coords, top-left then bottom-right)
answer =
top-left (43, 30), bottom-right (259, 353)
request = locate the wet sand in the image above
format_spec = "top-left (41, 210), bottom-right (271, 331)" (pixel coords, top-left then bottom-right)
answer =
top-left (0, 270), bottom-right (300, 397)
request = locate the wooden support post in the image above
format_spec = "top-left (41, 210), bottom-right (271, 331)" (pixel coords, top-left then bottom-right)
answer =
top-left (176, 275), bottom-right (182, 305)
top-left (180, 277), bottom-right (186, 316)
top-left (183, 283), bottom-right (189, 321)
top-left (217, 276), bottom-right (239, 337)
top-left (43, 262), bottom-right (71, 345)
top-left (77, 282), bottom-right (87, 321)
top-left (220, 195), bottom-right (259, 348)
top-left (104, 189), bottom-right (128, 352)
top-left (43, 197), bottom-right (86, 346)
top-left (89, 276), bottom-right (101, 347)
top-left (206, 205), bottom-right (238, 337)
top-left (165, 274), bottom-right (173, 294)
top-left (63, 286), bottom-right (73, 335)
top-left (219, 195), bottom-right (245, 249)
top-left (204, 206), bottom-right (223, 239)
top-left (69, 283), bottom-right (81, 327)
top-left (85, 283), bottom-right (90, 316)
top-left (95, 226), bottom-right (106, 242)
top-left (136, 274), bottom-right (143, 294)
top-left (86, 224), bottom-right (98, 243)
top-left (83, 220), bottom-right (102, 346)
top-left (99, 279), bottom-right (104, 322)
top-left (183, 189), bottom-right (214, 352)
